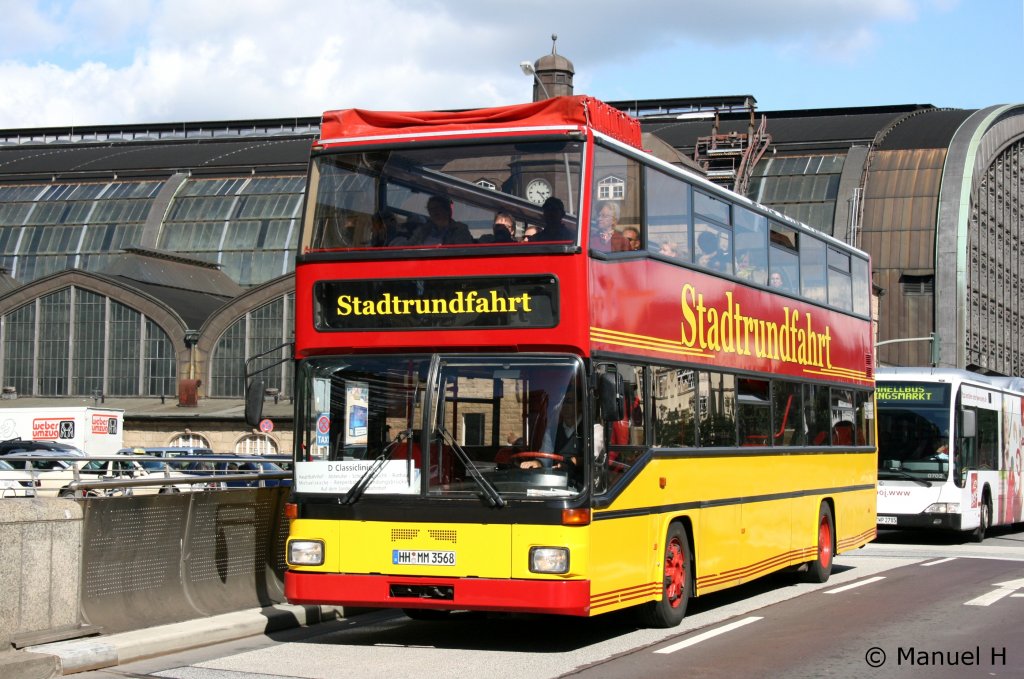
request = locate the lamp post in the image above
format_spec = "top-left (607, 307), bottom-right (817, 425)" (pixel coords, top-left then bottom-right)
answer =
top-left (519, 61), bottom-right (550, 100)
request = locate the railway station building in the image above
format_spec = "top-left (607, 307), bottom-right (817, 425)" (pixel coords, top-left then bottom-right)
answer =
top-left (0, 46), bottom-right (1022, 450)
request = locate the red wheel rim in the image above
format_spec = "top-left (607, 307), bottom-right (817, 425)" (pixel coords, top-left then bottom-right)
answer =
top-left (818, 517), bottom-right (833, 569)
top-left (664, 537), bottom-right (685, 607)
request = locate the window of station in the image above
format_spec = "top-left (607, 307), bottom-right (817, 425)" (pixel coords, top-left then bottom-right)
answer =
top-left (162, 176), bottom-right (303, 287)
top-left (0, 287), bottom-right (176, 397)
top-left (210, 293), bottom-right (295, 398)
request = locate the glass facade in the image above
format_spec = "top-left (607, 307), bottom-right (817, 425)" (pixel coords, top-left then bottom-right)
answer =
top-left (748, 155), bottom-right (844, 234)
top-left (0, 181), bottom-right (162, 283)
top-left (0, 287), bottom-right (176, 396)
top-left (210, 293), bottom-right (295, 398)
top-left (160, 176), bottom-right (303, 286)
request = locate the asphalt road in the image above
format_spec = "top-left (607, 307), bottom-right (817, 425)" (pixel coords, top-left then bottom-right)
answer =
top-left (73, 526), bottom-right (1024, 679)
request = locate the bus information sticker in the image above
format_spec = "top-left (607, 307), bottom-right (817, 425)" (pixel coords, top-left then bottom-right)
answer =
top-left (295, 460), bottom-right (420, 495)
top-left (346, 382), bottom-right (369, 445)
top-left (315, 413), bottom-right (331, 447)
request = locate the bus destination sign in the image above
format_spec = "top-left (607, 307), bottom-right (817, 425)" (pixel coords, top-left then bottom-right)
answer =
top-left (314, 275), bottom-right (559, 331)
top-left (876, 383), bottom-right (948, 405)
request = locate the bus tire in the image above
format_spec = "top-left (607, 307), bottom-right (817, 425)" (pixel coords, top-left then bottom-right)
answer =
top-left (802, 503), bottom-right (834, 583)
top-left (971, 493), bottom-right (991, 543)
top-left (637, 522), bottom-right (691, 628)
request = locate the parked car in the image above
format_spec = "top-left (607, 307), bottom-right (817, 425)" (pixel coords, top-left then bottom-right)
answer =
top-left (0, 440), bottom-right (86, 456)
top-left (262, 454), bottom-right (294, 472)
top-left (4, 453), bottom-right (203, 496)
top-left (177, 454), bottom-right (289, 487)
top-left (117, 446), bottom-right (215, 458)
top-left (0, 458), bottom-right (39, 497)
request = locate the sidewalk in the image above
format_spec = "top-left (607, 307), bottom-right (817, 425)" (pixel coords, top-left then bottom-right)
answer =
top-left (3, 604), bottom-right (345, 677)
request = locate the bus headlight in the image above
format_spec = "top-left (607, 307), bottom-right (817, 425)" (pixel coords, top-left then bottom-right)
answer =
top-left (924, 503), bottom-right (960, 514)
top-left (288, 540), bottom-right (325, 566)
top-left (529, 547), bottom-right (569, 574)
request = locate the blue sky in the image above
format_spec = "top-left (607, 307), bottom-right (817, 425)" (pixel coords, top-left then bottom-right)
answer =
top-left (0, 0), bottom-right (1020, 128)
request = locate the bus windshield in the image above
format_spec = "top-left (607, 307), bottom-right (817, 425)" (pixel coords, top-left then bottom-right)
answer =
top-left (876, 382), bottom-right (952, 480)
top-left (296, 355), bottom-right (586, 500)
top-left (304, 140), bottom-right (583, 250)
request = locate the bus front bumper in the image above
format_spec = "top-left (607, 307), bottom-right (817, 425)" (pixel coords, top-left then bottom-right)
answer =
top-left (285, 571), bottom-right (592, 616)
top-left (877, 513), bottom-right (960, 530)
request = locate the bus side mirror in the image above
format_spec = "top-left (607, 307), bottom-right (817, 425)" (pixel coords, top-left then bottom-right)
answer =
top-left (598, 372), bottom-right (624, 421)
top-left (960, 410), bottom-right (976, 439)
top-left (245, 378), bottom-right (265, 428)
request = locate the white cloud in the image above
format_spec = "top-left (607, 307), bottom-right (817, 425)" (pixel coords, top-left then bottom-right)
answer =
top-left (0, 0), bottom-right (946, 127)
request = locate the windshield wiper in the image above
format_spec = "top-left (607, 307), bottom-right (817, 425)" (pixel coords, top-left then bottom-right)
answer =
top-left (341, 428), bottom-right (413, 505)
top-left (436, 425), bottom-right (505, 508)
top-left (878, 468), bottom-right (933, 487)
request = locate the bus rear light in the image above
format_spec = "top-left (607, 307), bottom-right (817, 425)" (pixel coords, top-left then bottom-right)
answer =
top-left (530, 547), bottom-right (569, 574)
top-left (284, 502), bottom-right (298, 520)
top-left (288, 539), bottom-right (324, 566)
top-left (561, 508), bottom-right (590, 525)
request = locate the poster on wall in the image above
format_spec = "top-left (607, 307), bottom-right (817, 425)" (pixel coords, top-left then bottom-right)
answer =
top-left (346, 382), bottom-right (369, 445)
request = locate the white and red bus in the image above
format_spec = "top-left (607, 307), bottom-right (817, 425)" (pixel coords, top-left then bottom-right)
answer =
top-left (250, 95), bottom-right (877, 626)
top-left (876, 367), bottom-right (1024, 541)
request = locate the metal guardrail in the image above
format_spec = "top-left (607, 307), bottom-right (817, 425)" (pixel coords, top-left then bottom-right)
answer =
top-left (0, 454), bottom-right (292, 496)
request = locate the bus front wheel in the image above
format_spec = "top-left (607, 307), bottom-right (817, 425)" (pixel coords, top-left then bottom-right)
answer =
top-left (803, 503), bottom-right (834, 583)
top-left (971, 493), bottom-right (991, 543)
top-left (637, 522), bottom-right (691, 628)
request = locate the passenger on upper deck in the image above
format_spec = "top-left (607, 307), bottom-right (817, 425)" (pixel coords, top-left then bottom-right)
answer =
top-left (620, 226), bottom-right (641, 251)
top-left (370, 210), bottom-right (402, 246)
top-left (480, 211), bottom-right (516, 243)
top-left (591, 201), bottom-right (626, 252)
top-left (409, 195), bottom-right (474, 246)
top-left (531, 197), bottom-right (574, 242)
top-left (521, 224), bottom-right (540, 242)
top-left (697, 231), bottom-right (730, 272)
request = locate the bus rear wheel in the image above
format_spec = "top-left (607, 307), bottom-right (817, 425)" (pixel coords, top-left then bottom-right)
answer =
top-left (637, 522), bottom-right (691, 628)
top-left (802, 503), bottom-right (834, 583)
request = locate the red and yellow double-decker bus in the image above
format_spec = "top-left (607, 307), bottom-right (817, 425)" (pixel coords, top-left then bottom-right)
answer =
top-left (259, 95), bottom-right (876, 627)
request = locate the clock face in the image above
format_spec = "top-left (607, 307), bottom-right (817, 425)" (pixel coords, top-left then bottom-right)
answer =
top-left (525, 178), bottom-right (552, 205)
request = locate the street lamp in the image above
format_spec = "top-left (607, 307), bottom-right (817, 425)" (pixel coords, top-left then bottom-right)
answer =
top-left (519, 61), bottom-right (550, 99)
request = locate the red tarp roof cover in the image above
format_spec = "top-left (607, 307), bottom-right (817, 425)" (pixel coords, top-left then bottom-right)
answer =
top-left (319, 95), bottom-right (642, 149)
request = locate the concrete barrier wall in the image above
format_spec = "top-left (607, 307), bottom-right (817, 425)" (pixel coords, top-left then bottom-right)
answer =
top-left (79, 487), bottom-right (289, 634)
top-left (0, 499), bottom-right (83, 650)
top-left (1, 487), bottom-right (290, 653)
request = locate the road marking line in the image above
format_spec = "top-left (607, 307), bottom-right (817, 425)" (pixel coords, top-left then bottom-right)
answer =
top-left (654, 616), bottom-right (763, 654)
top-left (823, 576), bottom-right (886, 594)
top-left (966, 578), bottom-right (1024, 606)
top-left (965, 588), bottom-right (1015, 606)
top-left (921, 557), bottom-right (957, 566)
